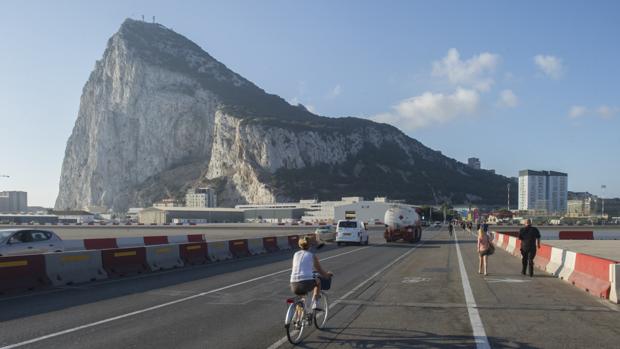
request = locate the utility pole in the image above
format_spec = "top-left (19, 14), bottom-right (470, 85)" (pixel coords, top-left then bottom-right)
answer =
top-left (601, 185), bottom-right (606, 220)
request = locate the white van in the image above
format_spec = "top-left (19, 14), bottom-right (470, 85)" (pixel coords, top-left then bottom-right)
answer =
top-left (335, 220), bottom-right (369, 246)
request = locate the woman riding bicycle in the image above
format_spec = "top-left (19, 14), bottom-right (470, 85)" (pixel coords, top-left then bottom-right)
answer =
top-left (290, 236), bottom-right (333, 310)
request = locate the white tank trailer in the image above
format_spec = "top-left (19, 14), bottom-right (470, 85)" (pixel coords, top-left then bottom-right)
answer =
top-left (384, 205), bottom-right (422, 243)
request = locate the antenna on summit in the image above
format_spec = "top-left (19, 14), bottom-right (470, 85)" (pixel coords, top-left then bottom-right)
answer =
top-left (152, 16), bottom-right (155, 23)
top-left (141, 14), bottom-right (145, 21)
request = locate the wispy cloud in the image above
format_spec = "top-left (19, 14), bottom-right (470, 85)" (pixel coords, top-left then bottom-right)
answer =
top-left (372, 88), bottom-right (480, 131)
top-left (498, 89), bottom-right (518, 108)
top-left (328, 84), bottom-right (342, 98)
top-left (596, 105), bottom-right (618, 119)
top-left (569, 105), bottom-right (587, 119)
top-left (534, 54), bottom-right (564, 79)
top-left (432, 48), bottom-right (500, 91)
top-left (568, 105), bottom-right (617, 120)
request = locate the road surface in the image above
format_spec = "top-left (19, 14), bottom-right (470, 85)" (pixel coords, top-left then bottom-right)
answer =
top-left (0, 226), bottom-right (618, 348)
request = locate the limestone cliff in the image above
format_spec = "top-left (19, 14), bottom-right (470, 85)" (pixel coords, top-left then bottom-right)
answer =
top-left (56, 19), bottom-right (515, 212)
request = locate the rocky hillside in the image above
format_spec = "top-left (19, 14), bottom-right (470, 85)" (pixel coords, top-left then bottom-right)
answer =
top-left (56, 19), bottom-right (516, 212)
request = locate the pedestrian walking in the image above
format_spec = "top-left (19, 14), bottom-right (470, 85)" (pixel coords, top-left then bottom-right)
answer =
top-left (518, 219), bottom-right (541, 277)
top-left (477, 228), bottom-right (492, 275)
top-left (448, 222), bottom-right (454, 237)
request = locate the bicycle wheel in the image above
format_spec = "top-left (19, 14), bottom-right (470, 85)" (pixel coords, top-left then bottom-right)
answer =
top-left (313, 293), bottom-right (329, 329)
top-left (285, 302), bottom-right (305, 344)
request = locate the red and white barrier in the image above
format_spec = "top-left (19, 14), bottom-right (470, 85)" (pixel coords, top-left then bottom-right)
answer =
top-left (492, 231), bottom-right (620, 303)
top-left (0, 232), bottom-right (304, 295)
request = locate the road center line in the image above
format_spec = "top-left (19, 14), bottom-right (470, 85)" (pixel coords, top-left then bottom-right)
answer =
top-left (454, 230), bottom-right (491, 349)
top-left (0, 245), bottom-right (370, 349)
top-left (266, 231), bottom-right (438, 349)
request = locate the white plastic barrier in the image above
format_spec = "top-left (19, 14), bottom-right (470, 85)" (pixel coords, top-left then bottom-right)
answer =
top-left (45, 250), bottom-right (108, 286)
top-left (277, 236), bottom-right (291, 250)
top-left (116, 237), bottom-right (145, 248)
top-left (63, 239), bottom-right (86, 251)
top-left (247, 238), bottom-right (266, 255)
top-left (145, 245), bottom-right (183, 271)
top-left (168, 235), bottom-right (190, 244)
top-left (610, 264), bottom-right (620, 304)
top-left (506, 236), bottom-right (517, 255)
top-left (557, 251), bottom-right (577, 281)
top-left (208, 240), bottom-right (232, 261)
top-left (546, 247), bottom-right (565, 276)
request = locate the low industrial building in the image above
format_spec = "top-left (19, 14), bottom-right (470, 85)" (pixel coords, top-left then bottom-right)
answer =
top-left (139, 207), bottom-right (244, 224)
top-left (0, 214), bottom-right (59, 224)
top-left (49, 210), bottom-right (96, 224)
top-left (243, 207), bottom-right (308, 223)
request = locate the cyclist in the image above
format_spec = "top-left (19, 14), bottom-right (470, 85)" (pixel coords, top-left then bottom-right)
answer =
top-left (448, 222), bottom-right (454, 236)
top-left (290, 236), bottom-right (333, 310)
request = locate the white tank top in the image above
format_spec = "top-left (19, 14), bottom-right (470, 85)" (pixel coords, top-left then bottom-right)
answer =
top-left (290, 250), bottom-right (314, 282)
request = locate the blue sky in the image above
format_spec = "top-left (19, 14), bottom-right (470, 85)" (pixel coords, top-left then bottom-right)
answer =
top-left (1, 0), bottom-right (618, 206)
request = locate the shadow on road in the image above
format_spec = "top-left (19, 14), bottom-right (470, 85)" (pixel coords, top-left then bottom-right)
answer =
top-left (296, 327), bottom-right (540, 349)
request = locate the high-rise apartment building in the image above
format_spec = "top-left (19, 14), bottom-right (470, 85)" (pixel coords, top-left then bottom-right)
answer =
top-left (0, 191), bottom-right (28, 213)
top-left (185, 187), bottom-right (217, 208)
top-left (518, 170), bottom-right (567, 214)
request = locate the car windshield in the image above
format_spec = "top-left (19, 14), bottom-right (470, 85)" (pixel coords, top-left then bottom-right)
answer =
top-left (0, 231), bottom-right (14, 243)
top-left (338, 221), bottom-right (357, 228)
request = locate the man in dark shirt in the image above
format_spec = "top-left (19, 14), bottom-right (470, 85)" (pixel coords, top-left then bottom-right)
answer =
top-left (518, 219), bottom-right (541, 277)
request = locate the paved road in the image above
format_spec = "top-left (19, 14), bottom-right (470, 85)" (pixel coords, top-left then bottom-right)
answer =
top-left (0, 226), bottom-right (618, 348)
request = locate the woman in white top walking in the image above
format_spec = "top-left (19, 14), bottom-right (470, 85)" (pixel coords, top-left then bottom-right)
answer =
top-left (477, 229), bottom-right (492, 275)
top-left (290, 236), bottom-right (333, 310)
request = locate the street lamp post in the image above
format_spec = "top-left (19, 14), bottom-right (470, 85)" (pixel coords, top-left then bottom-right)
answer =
top-left (507, 183), bottom-right (511, 211)
top-left (601, 185), bottom-right (606, 221)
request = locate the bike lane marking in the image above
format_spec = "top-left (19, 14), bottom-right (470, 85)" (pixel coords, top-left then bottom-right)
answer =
top-left (0, 246), bottom-right (372, 349)
top-left (454, 230), bottom-right (491, 349)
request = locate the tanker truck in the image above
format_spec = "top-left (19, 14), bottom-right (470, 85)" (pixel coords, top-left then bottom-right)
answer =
top-left (384, 205), bottom-right (422, 243)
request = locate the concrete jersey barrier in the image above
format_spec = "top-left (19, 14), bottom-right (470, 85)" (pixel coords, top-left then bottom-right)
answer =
top-left (146, 245), bottom-right (184, 270)
top-left (180, 242), bottom-right (209, 265)
top-left (208, 240), bottom-right (232, 261)
top-left (247, 238), bottom-right (266, 255)
top-left (0, 254), bottom-right (50, 293)
top-left (45, 250), bottom-right (107, 286)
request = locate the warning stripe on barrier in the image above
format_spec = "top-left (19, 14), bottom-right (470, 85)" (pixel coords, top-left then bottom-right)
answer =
top-left (0, 260), bottom-right (29, 268)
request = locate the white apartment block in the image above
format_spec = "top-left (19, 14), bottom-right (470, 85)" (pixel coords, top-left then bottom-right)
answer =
top-left (518, 170), bottom-right (567, 214)
top-left (185, 187), bottom-right (217, 208)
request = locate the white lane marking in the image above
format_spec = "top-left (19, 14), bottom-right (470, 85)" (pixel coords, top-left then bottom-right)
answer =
top-left (454, 231), bottom-right (491, 349)
top-left (0, 246), bottom-right (370, 349)
top-left (402, 277), bottom-right (431, 284)
top-left (266, 232), bottom-right (437, 349)
top-left (485, 278), bottom-right (531, 284)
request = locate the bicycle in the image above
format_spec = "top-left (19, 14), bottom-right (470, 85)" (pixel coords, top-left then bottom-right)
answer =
top-left (284, 276), bottom-right (331, 345)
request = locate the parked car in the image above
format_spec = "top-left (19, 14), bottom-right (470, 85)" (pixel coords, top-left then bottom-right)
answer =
top-left (315, 225), bottom-right (336, 242)
top-left (335, 220), bottom-right (369, 246)
top-left (0, 229), bottom-right (64, 256)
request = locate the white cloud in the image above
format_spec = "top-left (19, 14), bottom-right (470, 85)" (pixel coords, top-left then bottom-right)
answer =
top-left (372, 88), bottom-right (480, 131)
top-left (498, 89), bottom-right (518, 108)
top-left (568, 105), bottom-right (587, 119)
top-left (288, 97), bottom-right (316, 114)
top-left (568, 105), bottom-right (617, 120)
top-left (596, 105), bottom-right (619, 119)
top-left (328, 84), bottom-right (342, 98)
top-left (534, 54), bottom-right (564, 79)
top-left (432, 48), bottom-right (500, 91)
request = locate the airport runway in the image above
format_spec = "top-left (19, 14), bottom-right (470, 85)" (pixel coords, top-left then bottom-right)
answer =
top-left (0, 226), bottom-right (618, 348)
